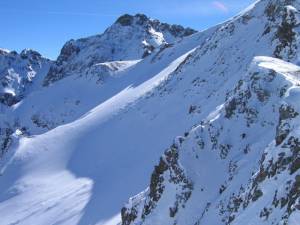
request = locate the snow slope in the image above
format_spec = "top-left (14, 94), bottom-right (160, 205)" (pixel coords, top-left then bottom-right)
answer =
top-left (1, 0), bottom-right (300, 225)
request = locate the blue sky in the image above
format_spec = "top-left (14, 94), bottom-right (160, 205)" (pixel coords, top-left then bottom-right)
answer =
top-left (0, 0), bottom-right (255, 59)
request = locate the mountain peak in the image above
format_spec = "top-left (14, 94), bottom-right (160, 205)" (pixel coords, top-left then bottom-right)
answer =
top-left (43, 13), bottom-right (196, 86)
top-left (114, 13), bottom-right (196, 37)
top-left (115, 13), bottom-right (149, 26)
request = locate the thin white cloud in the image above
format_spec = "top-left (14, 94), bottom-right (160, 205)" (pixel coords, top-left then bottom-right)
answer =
top-left (212, 1), bottom-right (229, 13)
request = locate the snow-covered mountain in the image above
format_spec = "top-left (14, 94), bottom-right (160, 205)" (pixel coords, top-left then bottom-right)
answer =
top-left (1, 0), bottom-right (300, 225)
top-left (0, 14), bottom-right (195, 157)
top-left (43, 13), bottom-right (196, 86)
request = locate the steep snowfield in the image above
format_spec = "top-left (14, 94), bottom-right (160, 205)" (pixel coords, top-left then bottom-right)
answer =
top-left (1, 0), bottom-right (300, 225)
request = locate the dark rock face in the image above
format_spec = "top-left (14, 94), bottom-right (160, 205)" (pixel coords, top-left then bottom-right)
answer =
top-left (57, 40), bottom-right (80, 63)
top-left (0, 93), bottom-right (19, 107)
top-left (247, 134), bottom-right (300, 224)
top-left (0, 127), bottom-right (13, 158)
top-left (43, 40), bottom-right (80, 85)
top-left (143, 144), bottom-right (193, 219)
top-left (274, 5), bottom-right (298, 59)
top-left (115, 14), bottom-right (196, 38)
top-left (116, 14), bottom-right (135, 26)
top-left (121, 143), bottom-right (193, 225)
top-left (121, 206), bottom-right (138, 225)
top-left (116, 14), bottom-right (150, 27)
top-left (275, 105), bottom-right (299, 146)
top-left (117, 13), bottom-right (147, 26)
